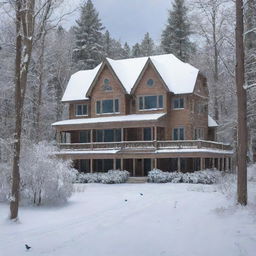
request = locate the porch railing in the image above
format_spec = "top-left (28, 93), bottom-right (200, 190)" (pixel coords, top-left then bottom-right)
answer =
top-left (59, 140), bottom-right (232, 151)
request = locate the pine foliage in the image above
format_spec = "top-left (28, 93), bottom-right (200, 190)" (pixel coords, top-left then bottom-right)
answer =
top-left (140, 32), bottom-right (155, 56)
top-left (72, 0), bottom-right (104, 70)
top-left (161, 0), bottom-right (194, 61)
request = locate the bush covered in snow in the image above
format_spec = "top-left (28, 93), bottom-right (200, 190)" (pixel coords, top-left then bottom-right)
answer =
top-left (148, 169), bottom-right (222, 184)
top-left (0, 141), bottom-right (77, 205)
top-left (77, 170), bottom-right (130, 184)
top-left (248, 164), bottom-right (256, 182)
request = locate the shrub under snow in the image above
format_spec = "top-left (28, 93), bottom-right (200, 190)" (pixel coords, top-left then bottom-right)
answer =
top-left (0, 141), bottom-right (77, 205)
top-left (148, 169), bottom-right (222, 184)
top-left (77, 170), bottom-right (130, 184)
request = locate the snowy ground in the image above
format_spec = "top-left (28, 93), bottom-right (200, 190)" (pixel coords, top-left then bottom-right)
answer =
top-left (0, 183), bottom-right (256, 256)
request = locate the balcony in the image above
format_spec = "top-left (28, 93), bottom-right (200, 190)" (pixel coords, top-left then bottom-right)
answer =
top-left (58, 140), bottom-right (232, 152)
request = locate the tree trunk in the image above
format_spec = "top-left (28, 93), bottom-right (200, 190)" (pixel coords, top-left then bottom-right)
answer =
top-left (10, 0), bottom-right (22, 220)
top-left (10, 0), bottom-right (35, 220)
top-left (235, 0), bottom-right (247, 205)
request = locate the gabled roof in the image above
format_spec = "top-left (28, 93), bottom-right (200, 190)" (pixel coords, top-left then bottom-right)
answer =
top-left (61, 54), bottom-right (199, 102)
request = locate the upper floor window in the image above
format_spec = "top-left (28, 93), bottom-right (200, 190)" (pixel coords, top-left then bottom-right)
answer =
top-left (172, 97), bottom-right (184, 109)
top-left (139, 95), bottom-right (163, 110)
top-left (75, 104), bottom-right (88, 116)
top-left (194, 128), bottom-right (204, 140)
top-left (96, 99), bottom-right (119, 114)
top-left (173, 127), bottom-right (185, 140)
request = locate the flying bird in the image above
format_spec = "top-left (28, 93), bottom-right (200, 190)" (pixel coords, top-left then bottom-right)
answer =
top-left (25, 244), bottom-right (31, 250)
top-left (124, 199), bottom-right (128, 202)
top-left (140, 193), bottom-right (143, 196)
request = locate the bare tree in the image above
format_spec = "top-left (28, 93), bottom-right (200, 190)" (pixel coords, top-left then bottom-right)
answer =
top-left (235, 0), bottom-right (247, 205)
top-left (10, 0), bottom-right (36, 220)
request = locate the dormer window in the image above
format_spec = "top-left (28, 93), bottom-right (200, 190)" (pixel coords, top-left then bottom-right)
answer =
top-left (139, 95), bottom-right (163, 110)
top-left (172, 97), bottom-right (184, 109)
top-left (75, 104), bottom-right (88, 116)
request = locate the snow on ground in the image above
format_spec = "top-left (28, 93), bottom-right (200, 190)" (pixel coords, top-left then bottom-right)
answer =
top-left (0, 183), bottom-right (256, 256)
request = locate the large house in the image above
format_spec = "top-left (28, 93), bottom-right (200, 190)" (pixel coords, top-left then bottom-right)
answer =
top-left (52, 54), bottom-right (233, 176)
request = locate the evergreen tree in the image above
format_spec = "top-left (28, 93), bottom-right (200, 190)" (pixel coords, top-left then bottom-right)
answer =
top-left (140, 32), bottom-right (155, 56)
top-left (132, 43), bottom-right (142, 57)
top-left (123, 42), bottom-right (131, 58)
top-left (73, 0), bottom-right (104, 70)
top-left (161, 0), bottom-right (194, 61)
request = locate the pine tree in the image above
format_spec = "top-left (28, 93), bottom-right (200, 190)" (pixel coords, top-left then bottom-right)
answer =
top-left (73, 0), bottom-right (104, 70)
top-left (140, 32), bottom-right (155, 56)
top-left (123, 42), bottom-right (131, 58)
top-left (132, 43), bottom-right (142, 57)
top-left (161, 0), bottom-right (194, 61)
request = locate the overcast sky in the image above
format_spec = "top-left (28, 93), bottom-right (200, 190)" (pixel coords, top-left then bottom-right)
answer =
top-left (63, 0), bottom-right (172, 45)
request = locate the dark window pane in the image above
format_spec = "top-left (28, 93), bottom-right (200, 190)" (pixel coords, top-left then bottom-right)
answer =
top-left (115, 129), bottom-right (121, 141)
top-left (144, 96), bottom-right (157, 109)
top-left (173, 128), bottom-right (178, 140)
top-left (115, 99), bottom-right (119, 112)
top-left (102, 100), bottom-right (113, 113)
top-left (139, 97), bottom-right (143, 110)
top-left (96, 130), bottom-right (103, 142)
top-left (80, 160), bottom-right (89, 172)
top-left (104, 159), bottom-right (113, 171)
top-left (180, 98), bottom-right (184, 108)
top-left (173, 99), bottom-right (179, 109)
top-left (144, 128), bottom-right (152, 141)
top-left (79, 131), bottom-right (89, 143)
top-left (144, 159), bottom-right (151, 175)
top-left (179, 128), bottom-right (184, 140)
top-left (116, 159), bottom-right (121, 170)
top-left (96, 101), bottom-right (101, 114)
top-left (104, 129), bottom-right (114, 142)
top-left (158, 95), bottom-right (163, 108)
top-left (82, 105), bottom-right (87, 115)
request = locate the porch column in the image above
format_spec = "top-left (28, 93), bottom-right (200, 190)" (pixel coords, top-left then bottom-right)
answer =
top-left (56, 131), bottom-right (61, 143)
top-left (90, 159), bottom-right (93, 173)
top-left (121, 128), bottom-right (124, 141)
top-left (212, 158), bottom-right (215, 169)
top-left (113, 159), bottom-right (116, 170)
top-left (222, 157), bottom-right (225, 171)
top-left (200, 158), bottom-right (205, 170)
top-left (90, 129), bottom-right (93, 142)
top-left (177, 158), bottom-right (181, 172)
top-left (217, 158), bottom-right (220, 171)
top-left (121, 158), bottom-right (124, 170)
top-left (153, 158), bottom-right (157, 169)
top-left (133, 159), bottom-right (136, 177)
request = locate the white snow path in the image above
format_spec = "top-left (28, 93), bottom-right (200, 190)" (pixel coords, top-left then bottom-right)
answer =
top-left (0, 183), bottom-right (256, 256)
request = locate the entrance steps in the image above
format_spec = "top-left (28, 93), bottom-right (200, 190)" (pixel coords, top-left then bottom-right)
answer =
top-left (127, 177), bottom-right (148, 183)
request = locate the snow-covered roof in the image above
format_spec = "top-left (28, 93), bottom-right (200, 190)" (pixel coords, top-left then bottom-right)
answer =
top-left (62, 64), bottom-right (101, 102)
top-left (208, 115), bottom-right (218, 127)
top-left (52, 113), bottom-right (166, 126)
top-left (62, 54), bottom-right (199, 102)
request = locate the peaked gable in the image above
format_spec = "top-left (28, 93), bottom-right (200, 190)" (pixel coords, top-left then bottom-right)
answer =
top-left (62, 54), bottom-right (200, 102)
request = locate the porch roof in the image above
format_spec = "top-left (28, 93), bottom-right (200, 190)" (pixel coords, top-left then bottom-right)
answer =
top-left (52, 113), bottom-right (167, 130)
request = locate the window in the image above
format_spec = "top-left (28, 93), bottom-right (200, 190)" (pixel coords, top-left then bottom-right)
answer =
top-left (79, 131), bottom-right (90, 143)
top-left (139, 95), bottom-right (164, 110)
top-left (102, 78), bottom-right (112, 91)
top-left (96, 99), bottom-right (119, 114)
top-left (147, 79), bottom-right (154, 87)
top-left (96, 129), bottom-right (121, 142)
top-left (75, 104), bottom-right (88, 116)
top-left (194, 128), bottom-right (204, 140)
top-left (143, 128), bottom-right (152, 141)
top-left (172, 98), bottom-right (184, 109)
top-left (173, 127), bottom-right (185, 140)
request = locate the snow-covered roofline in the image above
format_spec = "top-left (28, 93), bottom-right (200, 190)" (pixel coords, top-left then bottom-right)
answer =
top-left (61, 54), bottom-right (199, 102)
top-left (52, 113), bottom-right (166, 126)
